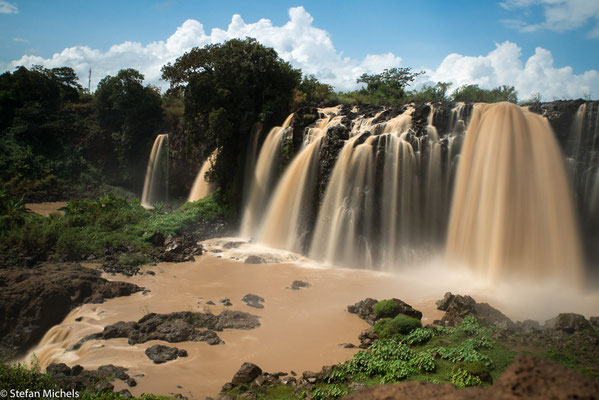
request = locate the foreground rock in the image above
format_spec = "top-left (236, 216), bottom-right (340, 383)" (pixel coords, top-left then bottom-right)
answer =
top-left (0, 263), bottom-right (142, 358)
top-left (342, 354), bottom-right (599, 399)
top-left (145, 344), bottom-right (188, 364)
top-left (75, 310), bottom-right (260, 348)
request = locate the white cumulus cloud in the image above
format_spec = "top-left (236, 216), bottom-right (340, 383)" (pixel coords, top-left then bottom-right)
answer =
top-left (0, 0), bottom-right (18, 14)
top-left (501, 0), bottom-right (599, 38)
top-left (425, 41), bottom-right (599, 100)
top-left (2, 7), bottom-right (401, 92)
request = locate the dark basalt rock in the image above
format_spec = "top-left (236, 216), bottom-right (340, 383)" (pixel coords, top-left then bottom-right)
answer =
top-left (76, 310), bottom-right (260, 348)
top-left (46, 363), bottom-right (134, 393)
top-left (231, 362), bottom-right (263, 386)
top-left (144, 344), bottom-right (187, 364)
top-left (435, 292), bottom-right (515, 329)
top-left (0, 263), bottom-right (142, 358)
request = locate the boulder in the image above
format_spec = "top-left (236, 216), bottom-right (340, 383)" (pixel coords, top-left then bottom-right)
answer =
top-left (144, 344), bottom-right (181, 364)
top-left (289, 280), bottom-right (311, 290)
top-left (547, 313), bottom-right (593, 333)
top-left (231, 363), bottom-right (262, 386)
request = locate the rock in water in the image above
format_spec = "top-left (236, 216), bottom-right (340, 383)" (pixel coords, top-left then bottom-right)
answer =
top-left (145, 345), bottom-right (182, 364)
top-left (242, 294), bottom-right (265, 308)
top-left (244, 255), bottom-right (266, 264)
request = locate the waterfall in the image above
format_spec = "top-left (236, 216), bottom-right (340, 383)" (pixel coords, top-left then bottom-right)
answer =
top-left (239, 114), bottom-right (293, 237)
top-left (141, 134), bottom-right (169, 209)
top-left (187, 150), bottom-right (218, 202)
top-left (446, 102), bottom-right (583, 284)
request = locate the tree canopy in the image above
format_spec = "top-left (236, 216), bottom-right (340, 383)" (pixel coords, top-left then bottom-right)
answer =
top-left (162, 38), bottom-right (302, 204)
top-left (357, 67), bottom-right (424, 103)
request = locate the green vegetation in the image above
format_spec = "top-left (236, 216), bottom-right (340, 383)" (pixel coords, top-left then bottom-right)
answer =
top-left (373, 299), bottom-right (400, 318)
top-left (0, 190), bottom-right (227, 268)
top-left (451, 84), bottom-right (518, 103)
top-left (373, 315), bottom-right (422, 338)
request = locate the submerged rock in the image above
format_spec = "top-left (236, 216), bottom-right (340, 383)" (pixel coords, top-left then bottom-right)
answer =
top-left (288, 280), bottom-right (311, 290)
top-left (244, 255), bottom-right (266, 264)
top-left (242, 294), bottom-right (265, 309)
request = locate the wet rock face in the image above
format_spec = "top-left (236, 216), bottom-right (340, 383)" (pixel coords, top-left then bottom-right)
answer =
top-left (76, 310), bottom-right (260, 348)
top-left (244, 255), bottom-right (266, 264)
top-left (0, 263), bottom-right (142, 358)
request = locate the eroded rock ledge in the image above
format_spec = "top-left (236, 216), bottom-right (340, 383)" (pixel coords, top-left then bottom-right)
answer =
top-left (0, 263), bottom-right (143, 358)
top-left (73, 310), bottom-right (261, 348)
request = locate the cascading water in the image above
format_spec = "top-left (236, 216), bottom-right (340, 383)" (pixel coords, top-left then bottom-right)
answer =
top-left (256, 110), bottom-right (343, 252)
top-left (141, 134), bottom-right (169, 209)
top-left (239, 114), bottom-right (293, 237)
top-left (446, 102), bottom-right (583, 283)
top-left (188, 150), bottom-right (218, 202)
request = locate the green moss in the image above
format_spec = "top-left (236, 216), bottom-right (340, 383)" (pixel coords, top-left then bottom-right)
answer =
top-left (373, 300), bottom-right (400, 319)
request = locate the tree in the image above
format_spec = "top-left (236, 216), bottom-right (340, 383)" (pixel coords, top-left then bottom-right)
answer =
top-left (357, 67), bottom-right (424, 103)
top-left (293, 75), bottom-right (334, 108)
top-left (161, 38), bottom-right (302, 205)
top-left (409, 82), bottom-right (451, 102)
top-left (94, 69), bottom-right (164, 186)
top-left (451, 84), bottom-right (518, 103)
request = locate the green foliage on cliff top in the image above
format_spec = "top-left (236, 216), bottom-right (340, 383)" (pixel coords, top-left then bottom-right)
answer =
top-left (0, 191), bottom-right (227, 268)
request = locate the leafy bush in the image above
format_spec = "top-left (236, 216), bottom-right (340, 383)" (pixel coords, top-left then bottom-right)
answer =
top-left (409, 351), bottom-right (437, 372)
top-left (450, 367), bottom-right (482, 388)
top-left (312, 384), bottom-right (348, 400)
top-left (403, 328), bottom-right (434, 345)
top-left (374, 315), bottom-right (422, 338)
top-left (373, 299), bottom-right (400, 319)
top-left (0, 360), bottom-right (57, 393)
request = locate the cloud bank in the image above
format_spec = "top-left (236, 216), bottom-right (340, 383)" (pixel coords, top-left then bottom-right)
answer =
top-left (2, 6), bottom-right (598, 99)
top-left (501, 0), bottom-right (599, 38)
top-left (0, 0), bottom-right (18, 14)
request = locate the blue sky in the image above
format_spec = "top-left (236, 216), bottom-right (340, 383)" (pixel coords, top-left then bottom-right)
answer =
top-left (1, 0), bottom-right (598, 99)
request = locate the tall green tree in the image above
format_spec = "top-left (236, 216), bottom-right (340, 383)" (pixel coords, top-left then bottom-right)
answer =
top-left (94, 69), bottom-right (164, 187)
top-left (162, 38), bottom-right (301, 206)
top-left (357, 67), bottom-right (424, 104)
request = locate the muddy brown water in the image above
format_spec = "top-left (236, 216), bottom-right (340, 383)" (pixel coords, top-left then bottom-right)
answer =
top-left (24, 255), bottom-right (445, 398)
top-left (25, 202), bottom-right (67, 217)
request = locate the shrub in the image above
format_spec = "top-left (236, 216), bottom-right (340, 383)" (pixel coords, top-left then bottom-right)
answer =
top-left (374, 315), bottom-right (422, 338)
top-left (450, 367), bottom-right (482, 388)
top-left (409, 351), bottom-right (436, 372)
top-left (373, 299), bottom-right (400, 319)
top-left (404, 328), bottom-right (434, 345)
